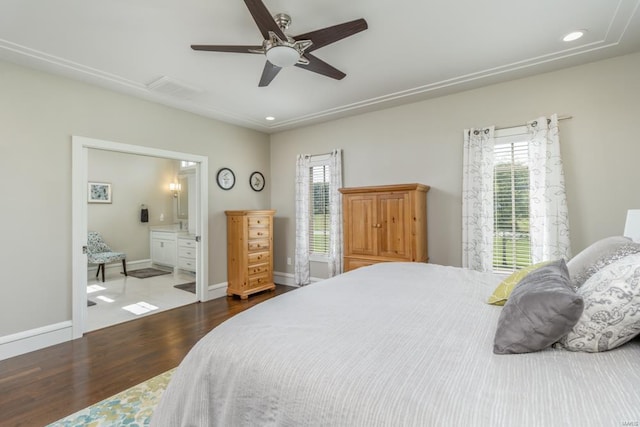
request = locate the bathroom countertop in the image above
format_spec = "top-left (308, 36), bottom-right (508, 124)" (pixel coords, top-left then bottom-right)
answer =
top-left (149, 224), bottom-right (187, 232)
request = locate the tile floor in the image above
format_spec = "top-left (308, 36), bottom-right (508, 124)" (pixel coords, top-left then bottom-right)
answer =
top-left (86, 267), bottom-right (197, 332)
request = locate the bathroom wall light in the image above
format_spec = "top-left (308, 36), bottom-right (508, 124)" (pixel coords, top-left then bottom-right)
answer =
top-left (169, 182), bottom-right (181, 198)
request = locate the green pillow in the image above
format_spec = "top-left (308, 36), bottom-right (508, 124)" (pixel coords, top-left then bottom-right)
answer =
top-left (487, 261), bottom-right (551, 306)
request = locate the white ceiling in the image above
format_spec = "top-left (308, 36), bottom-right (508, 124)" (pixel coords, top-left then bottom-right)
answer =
top-left (1, 0), bottom-right (639, 133)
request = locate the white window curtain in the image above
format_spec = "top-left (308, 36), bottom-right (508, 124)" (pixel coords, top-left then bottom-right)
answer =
top-left (295, 154), bottom-right (311, 285)
top-left (327, 149), bottom-right (343, 277)
top-left (462, 126), bottom-right (496, 272)
top-left (295, 150), bottom-right (344, 286)
top-left (527, 114), bottom-right (571, 263)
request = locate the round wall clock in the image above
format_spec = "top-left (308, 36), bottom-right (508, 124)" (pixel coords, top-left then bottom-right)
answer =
top-left (250, 171), bottom-right (265, 192)
top-left (216, 167), bottom-right (235, 190)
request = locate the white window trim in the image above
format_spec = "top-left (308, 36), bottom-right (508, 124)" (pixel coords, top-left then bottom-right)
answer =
top-left (495, 125), bottom-right (527, 139)
top-left (309, 254), bottom-right (330, 262)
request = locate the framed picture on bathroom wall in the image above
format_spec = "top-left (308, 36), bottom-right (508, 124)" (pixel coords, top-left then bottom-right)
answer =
top-left (88, 182), bottom-right (112, 204)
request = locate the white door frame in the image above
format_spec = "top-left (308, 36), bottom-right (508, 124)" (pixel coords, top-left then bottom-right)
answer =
top-left (71, 136), bottom-right (209, 339)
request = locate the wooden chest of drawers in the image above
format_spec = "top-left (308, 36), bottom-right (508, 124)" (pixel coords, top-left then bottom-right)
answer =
top-left (225, 210), bottom-right (276, 299)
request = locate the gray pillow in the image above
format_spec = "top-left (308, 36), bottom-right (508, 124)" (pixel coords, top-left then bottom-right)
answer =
top-left (567, 236), bottom-right (635, 288)
top-left (494, 259), bottom-right (584, 354)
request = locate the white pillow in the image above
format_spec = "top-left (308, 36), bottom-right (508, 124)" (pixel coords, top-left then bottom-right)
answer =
top-left (566, 236), bottom-right (637, 288)
top-left (560, 252), bottom-right (640, 352)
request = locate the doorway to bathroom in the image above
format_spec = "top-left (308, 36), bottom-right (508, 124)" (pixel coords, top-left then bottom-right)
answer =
top-left (71, 136), bottom-right (209, 337)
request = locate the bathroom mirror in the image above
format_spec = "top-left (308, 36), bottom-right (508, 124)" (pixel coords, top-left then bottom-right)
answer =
top-left (177, 173), bottom-right (189, 220)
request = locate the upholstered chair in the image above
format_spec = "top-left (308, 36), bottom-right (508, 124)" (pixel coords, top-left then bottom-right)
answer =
top-left (87, 231), bottom-right (127, 282)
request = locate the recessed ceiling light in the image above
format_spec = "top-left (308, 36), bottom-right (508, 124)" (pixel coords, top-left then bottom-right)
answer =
top-left (563, 30), bottom-right (585, 42)
top-left (265, 116), bottom-right (275, 121)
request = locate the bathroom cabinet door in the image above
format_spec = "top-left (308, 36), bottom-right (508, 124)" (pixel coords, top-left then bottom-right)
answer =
top-left (150, 231), bottom-right (177, 267)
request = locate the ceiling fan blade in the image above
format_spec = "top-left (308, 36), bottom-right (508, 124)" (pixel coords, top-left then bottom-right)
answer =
top-left (259, 61), bottom-right (282, 87)
top-left (295, 53), bottom-right (346, 80)
top-left (191, 45), bottom-right (263, 53)
top-left (243, 0), bottom-right (286, 40)
top-left (293, 18), bottom-right (367, 52)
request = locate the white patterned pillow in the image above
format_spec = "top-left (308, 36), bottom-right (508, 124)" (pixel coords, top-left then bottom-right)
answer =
top-left (567, 236), bottom-right (639, 289)
top-left (559, 252), bottom-right (640, 352)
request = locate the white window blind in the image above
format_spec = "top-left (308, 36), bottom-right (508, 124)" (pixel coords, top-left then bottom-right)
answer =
top-left (493, 131), bottom-right (532, 272)
top-left (309, 163), bottom-right (330, 256)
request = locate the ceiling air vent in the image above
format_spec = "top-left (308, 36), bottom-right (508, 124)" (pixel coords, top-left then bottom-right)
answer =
top-left (147, 76), bottom-right (203, 99)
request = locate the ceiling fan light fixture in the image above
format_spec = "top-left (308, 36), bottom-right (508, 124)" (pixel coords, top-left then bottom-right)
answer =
top-left (265, 45), bottom-right (300, 67)
top-left (189, 0), bottom-right (367, 86)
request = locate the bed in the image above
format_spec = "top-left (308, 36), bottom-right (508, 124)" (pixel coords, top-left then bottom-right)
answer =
top-left (151, 261), bottom-right (640, 426)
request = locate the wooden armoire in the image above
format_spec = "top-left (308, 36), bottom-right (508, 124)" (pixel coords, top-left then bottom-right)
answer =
top-left (339, 184), bottom-right (429, 272)
top-left (225, 210), bottom-right (276, 299)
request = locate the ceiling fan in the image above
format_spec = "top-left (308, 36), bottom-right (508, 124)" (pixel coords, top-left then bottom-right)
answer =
top-left (191, 0), bottom-right (368, 87)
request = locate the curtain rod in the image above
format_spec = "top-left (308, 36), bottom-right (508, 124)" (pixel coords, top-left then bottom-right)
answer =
top-left (495, 115), bottom-right (572, 131)
top-left (310, 150), bottom-right (340, 158)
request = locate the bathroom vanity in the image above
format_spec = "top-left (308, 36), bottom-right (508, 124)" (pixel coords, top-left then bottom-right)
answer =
top-left (149, 225), bottom-right (196, 273)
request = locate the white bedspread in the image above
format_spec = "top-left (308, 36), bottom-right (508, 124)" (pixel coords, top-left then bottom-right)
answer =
top-left (152, 262), bottom-right (640, 426)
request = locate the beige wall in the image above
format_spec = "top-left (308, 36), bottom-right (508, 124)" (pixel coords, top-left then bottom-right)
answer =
top-left (88, 150), bottom-right (179, 262)
top-left (0, 60), bottom-right (270, 336)
top-left (2, 51), bottom-right (639, 340)
top-left (270, 52), bottom-right (640, 277)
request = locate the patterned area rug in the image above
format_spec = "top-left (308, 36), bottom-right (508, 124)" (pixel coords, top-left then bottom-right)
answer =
top-left (47, 368), bottom-right (175, 427)
top-left (127, 268), bottom-right (172, 279)
top-left (173, 282), bottom-right (196, 294)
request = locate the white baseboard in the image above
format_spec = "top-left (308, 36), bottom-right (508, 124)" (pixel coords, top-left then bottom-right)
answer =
top-left (273, 271), bottom-right (324, 287)
top-left (206, 278), bottom-right (304, 301)
top-left (274, 271), bottom-right (297, 286)
top-left (0, 321), bottom-right (73, 361)
top-left (208, 282), bottom-right (228, 300)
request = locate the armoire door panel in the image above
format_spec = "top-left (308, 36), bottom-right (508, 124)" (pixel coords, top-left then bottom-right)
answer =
top-left (346, 196), bottom-right (377, 256)
top-left (378, 193), bottom-right (411, 259)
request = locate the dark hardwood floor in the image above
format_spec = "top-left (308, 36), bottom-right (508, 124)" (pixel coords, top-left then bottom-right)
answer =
top-left (0, 285), bottom-right (294, 427)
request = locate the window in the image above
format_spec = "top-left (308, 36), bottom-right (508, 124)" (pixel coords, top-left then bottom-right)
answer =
top-left (295, 149), bottom-right (343, 284)
top-left (462, 115), bottom-right (570, 273)
top-left (309, 160), bottom-right (330, 258)
top-left (493, 134), bottom-right (531, 272)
